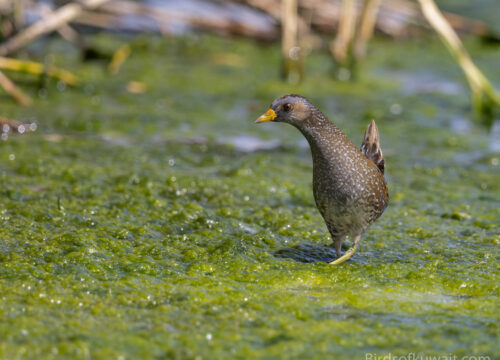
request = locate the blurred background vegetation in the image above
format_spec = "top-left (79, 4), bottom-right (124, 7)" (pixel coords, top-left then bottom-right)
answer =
top-left (0, 0), bottom-right (499, 126)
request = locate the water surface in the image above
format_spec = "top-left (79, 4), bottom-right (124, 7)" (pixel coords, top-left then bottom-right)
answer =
top-left (0, 34), bottom-right (498, 359)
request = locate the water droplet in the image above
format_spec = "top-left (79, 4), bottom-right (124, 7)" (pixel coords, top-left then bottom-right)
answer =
top-left (91, 96), bottom-right (100, 105)
top-left (56, 81), bottom-right (67, 92)
top-left (288, 46), bottom-right (301, 61)
top-left (38, 88), bottom-right (48, 99)
top-left (338, 68), bottom-right (350, 81)
top-left (390, 103), bottom-right (403, 115)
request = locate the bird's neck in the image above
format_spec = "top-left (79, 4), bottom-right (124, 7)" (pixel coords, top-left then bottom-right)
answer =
top-left (297, 119), bottom-right (356, 170)
top-left (298, 120), bottom-right (343, 152)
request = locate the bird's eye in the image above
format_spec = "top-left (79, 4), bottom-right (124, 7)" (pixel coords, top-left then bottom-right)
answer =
top-left (283, 103), bottom-right (292, 112)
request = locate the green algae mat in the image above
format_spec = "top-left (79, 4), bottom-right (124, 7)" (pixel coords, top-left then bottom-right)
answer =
top-left (0, 35), bottom-right (498, 359)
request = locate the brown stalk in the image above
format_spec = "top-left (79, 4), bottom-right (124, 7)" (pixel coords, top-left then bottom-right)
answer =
top-left (282, 0), bottom-right (303, 82)
top-left (354, 0), bottom-right (381, 60)
top-left (418, 0), bottom-right (500, 114)
top-left (0, 69), bottom-right (32, 106)
top-left (331, 0), bottom-right (357, 66)
top-left (0, 0), bottom-right (111, 56)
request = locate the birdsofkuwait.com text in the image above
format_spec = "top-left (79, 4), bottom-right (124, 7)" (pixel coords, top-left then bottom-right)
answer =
top-left (365, 353), bottom-right (491, 360)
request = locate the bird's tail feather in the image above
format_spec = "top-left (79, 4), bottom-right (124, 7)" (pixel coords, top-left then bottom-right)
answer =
top-left (360, 120), bottom-right (385, 174)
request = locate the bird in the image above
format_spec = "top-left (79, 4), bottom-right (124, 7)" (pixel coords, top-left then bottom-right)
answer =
top-left (255, 94), bottom-right (388, 264)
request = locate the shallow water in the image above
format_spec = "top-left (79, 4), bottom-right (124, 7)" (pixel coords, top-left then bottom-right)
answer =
top-left (0, 34), bottom-right (498, 359)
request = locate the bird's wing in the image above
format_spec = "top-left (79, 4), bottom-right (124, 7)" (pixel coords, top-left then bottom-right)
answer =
top-left (360, 120), bottom-right (385, 174)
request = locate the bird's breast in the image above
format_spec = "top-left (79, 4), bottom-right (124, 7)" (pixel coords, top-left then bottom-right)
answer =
top-left (311, 151), bottom-right (388, 224)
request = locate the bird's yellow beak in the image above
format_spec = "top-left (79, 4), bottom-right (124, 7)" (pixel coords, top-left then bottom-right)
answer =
top-left (255, 108), bottom-right (276, 123)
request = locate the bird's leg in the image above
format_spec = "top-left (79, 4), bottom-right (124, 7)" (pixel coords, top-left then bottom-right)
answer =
top-left (329, 233), bottom-right (361, 265)
top-left (333, 235), bottom-right (345, 258)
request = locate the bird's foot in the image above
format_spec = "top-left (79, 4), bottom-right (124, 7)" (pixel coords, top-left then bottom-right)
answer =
top-left (329, 243), bottom-right (358, 265)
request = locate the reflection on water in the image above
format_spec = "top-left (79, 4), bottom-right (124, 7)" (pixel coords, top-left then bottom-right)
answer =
top-left (216, 135), bottom-right (281, 153)
top-left (490, 120), bottom-right (500, 152)
top-left (449, 115), bottom-right (472, 135)
top-left (380, 70), bottom-right (464, 95)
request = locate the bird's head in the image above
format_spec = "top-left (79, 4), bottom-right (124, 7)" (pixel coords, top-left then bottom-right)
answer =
top-left (255, 94), bottom-right (314, 127)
